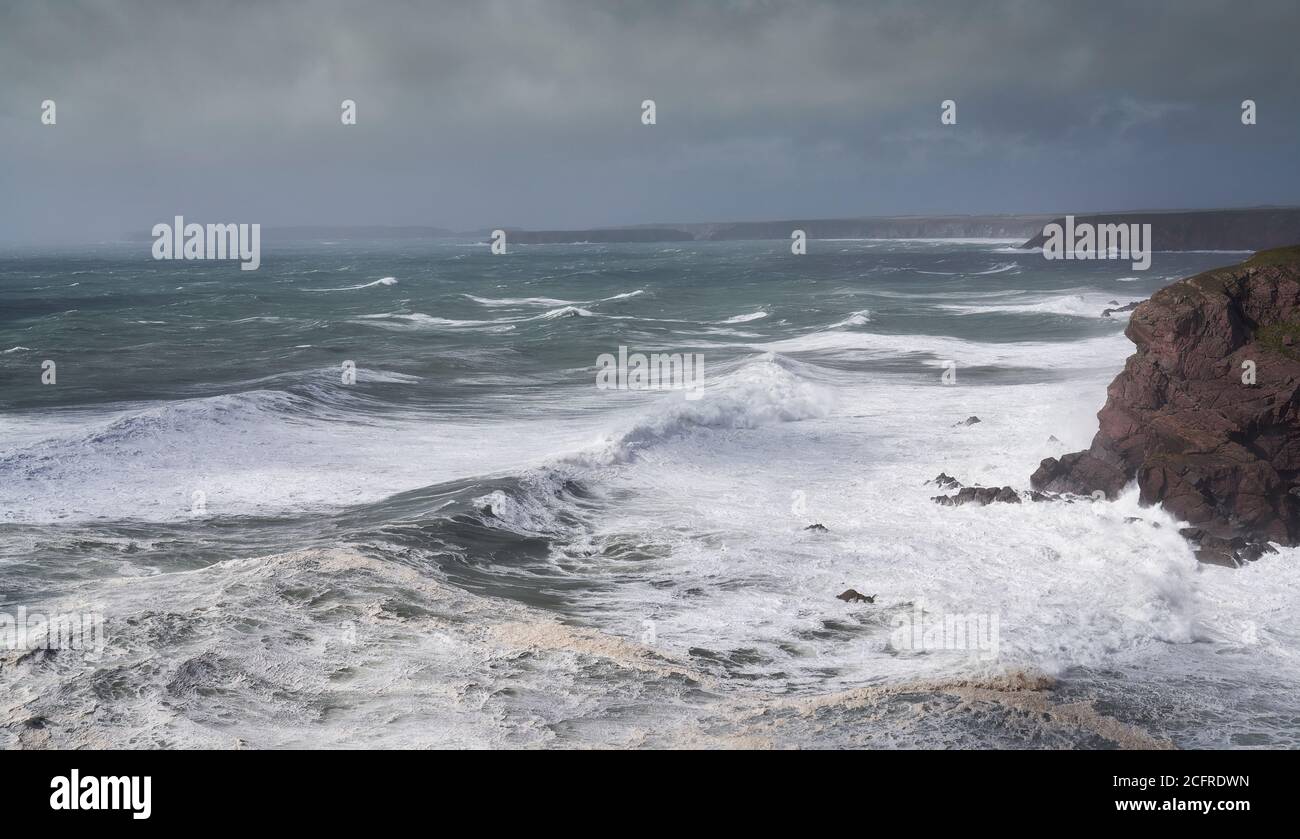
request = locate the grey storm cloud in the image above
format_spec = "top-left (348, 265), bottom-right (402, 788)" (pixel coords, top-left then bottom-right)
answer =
top-left (0, 0), bottom-right (1297, 242)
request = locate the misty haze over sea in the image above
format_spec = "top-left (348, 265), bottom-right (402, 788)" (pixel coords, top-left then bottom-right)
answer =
top-left (1, 1), bottom-right (1299, 242)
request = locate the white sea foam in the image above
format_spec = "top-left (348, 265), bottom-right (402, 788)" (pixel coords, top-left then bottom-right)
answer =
top-left (827, 309), bottom-right (871, 328)
top-left (302, 276), bottom-right (397, 292)
top-left (939, 293), bottom-right (1142, 319)
top-left (579, 357), bottom-right (834, 466)
top-left (720, 311), bottom-right (768, 324)
top-left (917, 261), bottom-right (1019, 276)
top-left (750, 327), bottom-right (1128, 369)
top-left (464, 290), bottom-right (640, 308)
top-left (355, 304), bottom-right (594, 330)
top-left (600, 289), bottom-right (645, 301)
top-left (463, 294), bottom-right (577, 307)
top-left (0, 386), bottom-right (593, 524)
top-left (532, 305), bottom-right (595, 320)
top-left (0, 546), bottom-right (718, 748)
top-left (548, 358), bottom-right (1300, 732)
top-left (354, 312), bottom-right (497, 329)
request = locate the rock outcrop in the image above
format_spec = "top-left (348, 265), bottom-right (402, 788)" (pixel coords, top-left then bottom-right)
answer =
top-left (933, 486), bottom-right (1022, 506)
top-left (1101, 300), bottom-right (1143, 318)
top-left (928, 472), bottom-right (962, 490)
top-left (931, 485), bottom-right (1057, 506)
top-left (1031, 246), bottom-right (1300, 546)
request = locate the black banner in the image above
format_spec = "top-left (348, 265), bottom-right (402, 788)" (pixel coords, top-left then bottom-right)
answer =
top-left (3, 749), bottom-right (1286, 825)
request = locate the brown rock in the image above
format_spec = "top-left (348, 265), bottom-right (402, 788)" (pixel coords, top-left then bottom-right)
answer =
top-left (1031, 452), bottom-right (1127, 498)
top-left (1195, 535), bottom-right (1279, 567)
top-left (1101, 300), bottom-right (1144, 318)
top-left (1030, 246), bottom-right (1300, 548)
top-left (932, 486), bottom-right (1022, 506)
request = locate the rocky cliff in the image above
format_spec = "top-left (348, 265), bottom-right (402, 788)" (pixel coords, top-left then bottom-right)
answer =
top-left (1032, 247), bottom-right (1300, 550)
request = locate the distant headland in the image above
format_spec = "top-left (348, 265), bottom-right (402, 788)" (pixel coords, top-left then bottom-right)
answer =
top-left (491, 207), bottom-right (1300, 250)
top-left (118, 208), bottom-right (1300, 251)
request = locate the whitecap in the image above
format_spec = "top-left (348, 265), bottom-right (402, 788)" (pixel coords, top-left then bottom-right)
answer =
top-left (827, 310), bottom-right (871, 329)
top-left (531, 306), bottom-right (595, 321)
top-left (463, 294), bottom-right (577, 307)
top-left (600, 289), bottom-right (645, 302)
top-left (301, 277), bottom-right (397, 292)
top-left (720, 311), bottom-right (768, 324)
top-left (917, 261), bottom-right (1019, 277)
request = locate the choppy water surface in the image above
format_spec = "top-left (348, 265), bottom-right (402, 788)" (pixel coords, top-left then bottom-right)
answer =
top-left (2, 239), bottom-right (1295, 748)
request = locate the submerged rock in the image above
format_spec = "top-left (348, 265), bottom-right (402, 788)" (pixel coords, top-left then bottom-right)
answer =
top-left (1124, 517), bottom-right (1161, 528)
top-left (804, 523), bottom-right (829, 532)
top-left (1032, 247), bottom-right (1300, 554)
top-left (955, 416), bottom-right (981, 426)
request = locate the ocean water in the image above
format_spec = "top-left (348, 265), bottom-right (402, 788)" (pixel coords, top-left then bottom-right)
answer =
top-left (2, 238), bottom-right (1297, 749)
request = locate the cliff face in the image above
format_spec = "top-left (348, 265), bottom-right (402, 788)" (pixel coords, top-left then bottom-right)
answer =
top-left (1032, 246), bottom-right (1300, 545)
top-left (1020, 208), bottom-right (1300, 251)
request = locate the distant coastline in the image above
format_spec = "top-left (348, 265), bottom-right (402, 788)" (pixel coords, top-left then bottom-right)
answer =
top-left (113, 207), bottom-right (1300, 251)
top-left (498, 214), bottom-right (1052, 245)
top-left (498, 207), bottom-right (1300, 250)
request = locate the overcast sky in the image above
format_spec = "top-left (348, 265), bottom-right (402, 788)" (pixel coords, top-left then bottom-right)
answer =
top-left (1, 0), bottom-right (1297, 242)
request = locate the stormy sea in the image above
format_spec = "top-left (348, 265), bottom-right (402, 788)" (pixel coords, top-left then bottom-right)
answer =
top-left (2, 238), bottom-right (1296, 749)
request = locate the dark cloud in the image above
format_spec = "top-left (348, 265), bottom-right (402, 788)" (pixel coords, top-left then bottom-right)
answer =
top-left (1, 0), bottom-right (1296, 241)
